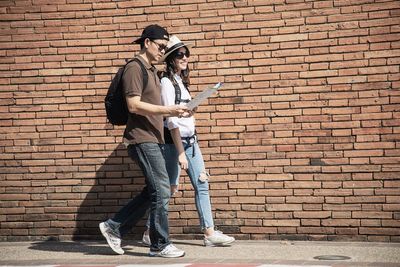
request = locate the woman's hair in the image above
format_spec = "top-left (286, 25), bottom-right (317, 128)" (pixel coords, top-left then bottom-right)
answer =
top-left (163, 47), bottom-right (190, 88)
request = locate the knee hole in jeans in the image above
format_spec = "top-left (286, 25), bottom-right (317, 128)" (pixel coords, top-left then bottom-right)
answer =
top-left (198, 170), bottom-right (209, 183)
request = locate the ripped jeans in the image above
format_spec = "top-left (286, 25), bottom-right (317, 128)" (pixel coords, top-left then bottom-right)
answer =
top-left (146, 141), bottom-right (214, 230)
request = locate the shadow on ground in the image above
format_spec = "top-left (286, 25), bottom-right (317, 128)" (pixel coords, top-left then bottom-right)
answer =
top-left (28, 240), bottom-right (148, 257)
top-left (72, 144), bottom-right (147, 241)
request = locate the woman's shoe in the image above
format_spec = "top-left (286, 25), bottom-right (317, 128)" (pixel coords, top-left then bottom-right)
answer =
top-left (204, 230), bottom-right (235, 247)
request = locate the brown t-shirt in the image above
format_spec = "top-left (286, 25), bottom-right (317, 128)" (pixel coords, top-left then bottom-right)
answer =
top-left (122, 56), bottom-right (164, 145)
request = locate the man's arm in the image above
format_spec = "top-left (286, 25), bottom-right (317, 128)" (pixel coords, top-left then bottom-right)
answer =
top-left (126, 95), bottom-right (188, 117)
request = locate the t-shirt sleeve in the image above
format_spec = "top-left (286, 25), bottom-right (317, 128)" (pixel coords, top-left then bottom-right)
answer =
top-left (160, 77), bottom-right (176, 106)
top-left (160, 77), bottom-right (180, 130)
top-left (122, 62), bottom-right (144, 97)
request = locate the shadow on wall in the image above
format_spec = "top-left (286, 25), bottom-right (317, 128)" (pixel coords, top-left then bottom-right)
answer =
top-left (72, 143), bottom-right (147, 241)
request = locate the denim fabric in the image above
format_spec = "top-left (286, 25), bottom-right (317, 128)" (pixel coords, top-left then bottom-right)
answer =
top-left (111, 143), bottom-right (171, 251)
top-left (163, 143), bottom-right (180, 186)
top-left (165, 141), bottom-right (214, 230)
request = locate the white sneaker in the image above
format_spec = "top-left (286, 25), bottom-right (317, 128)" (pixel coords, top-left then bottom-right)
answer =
top-left (149, 244), bottom-right (185, 258)
top-left (142, 232), bottom-right (151, 246)
top-left (99, 221), bottom-right (124, 255)
top-left (204, 230), bottom-right (235, 247)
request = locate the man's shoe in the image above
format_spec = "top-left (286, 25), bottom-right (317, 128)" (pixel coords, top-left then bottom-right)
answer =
top-left (142, 232), bottom-right (151, 246)
top-left (149, 244), bottom-right (185, 258)
top-left (204, 230), bottom-right (235, 247)
top-left (99, 221), bottom-right (124, 255)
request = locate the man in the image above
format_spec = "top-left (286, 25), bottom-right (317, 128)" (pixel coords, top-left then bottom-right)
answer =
top-left (99, 24), bottom-right (188, 258)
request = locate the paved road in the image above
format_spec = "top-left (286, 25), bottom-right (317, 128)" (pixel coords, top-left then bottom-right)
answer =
top-left (1, 240), bottom-right (400, 266)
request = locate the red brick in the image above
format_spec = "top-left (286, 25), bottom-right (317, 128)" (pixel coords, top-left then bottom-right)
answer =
top-left (360, 227), bottom-right (400, 235)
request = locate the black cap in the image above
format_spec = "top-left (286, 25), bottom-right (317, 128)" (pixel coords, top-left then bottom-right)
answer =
top-left (133, 24), bottom-right (169, 44)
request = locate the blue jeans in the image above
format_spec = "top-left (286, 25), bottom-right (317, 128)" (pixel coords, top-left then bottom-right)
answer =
top-left (111, 143), bottom-right (171, 251)
top-left (165, 141), bottom-right (214, 230)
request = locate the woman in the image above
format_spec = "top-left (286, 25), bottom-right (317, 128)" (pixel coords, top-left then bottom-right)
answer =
top-left (142, 35), bottom-right (235, 247)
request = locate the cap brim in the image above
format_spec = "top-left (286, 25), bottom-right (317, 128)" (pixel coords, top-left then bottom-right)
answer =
top-left (159, 43), bottom-right (194, 62)
top-left (133, 35), bottom-right (170, 44)
top-left (133, 37), bottom-right (144, 44)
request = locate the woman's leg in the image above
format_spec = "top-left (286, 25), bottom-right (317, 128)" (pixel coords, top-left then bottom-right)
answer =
top-left (184, 142), bottom-right (214, 232)
top-left (185, 142), bottom-right (235, 246)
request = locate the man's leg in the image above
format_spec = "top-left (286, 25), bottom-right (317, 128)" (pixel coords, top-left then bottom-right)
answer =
top-left (99, 145), bottom-right (151, 254)
top-left (100, 186), bottom-right (151, 254)
top-left (142, 143), bottom-right (181, 247)
top-left (100, 143), bottom-right (184, 257)
top-left (134, 143), bottom-right (184, 257)
top-left (131, 143), bottom-right (171, 250)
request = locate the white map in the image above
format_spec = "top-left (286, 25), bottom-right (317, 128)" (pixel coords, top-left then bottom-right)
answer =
top-left (186, 82), bottom-right (223, 110)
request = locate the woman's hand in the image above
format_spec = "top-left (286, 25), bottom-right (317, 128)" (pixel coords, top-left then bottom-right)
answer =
top-left (178, 152), bottom-right (188, 170)
top-left (180, 111), bottom-right (192, 118)
top-left (181, 107), bottom-right (196, 118)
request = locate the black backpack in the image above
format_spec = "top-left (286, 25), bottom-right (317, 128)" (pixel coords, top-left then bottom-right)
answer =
top-left (104, 58), bottom-right (148, 125)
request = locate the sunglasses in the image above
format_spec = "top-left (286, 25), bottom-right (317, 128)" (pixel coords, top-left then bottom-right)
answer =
top-left (175, 50), bottom-right (190, 59)
top-left (150, 40), bottom-right (167, 52)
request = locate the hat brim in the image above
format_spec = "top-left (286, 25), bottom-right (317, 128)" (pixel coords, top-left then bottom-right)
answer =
top-left (159, 42), bottom-right (194, 62)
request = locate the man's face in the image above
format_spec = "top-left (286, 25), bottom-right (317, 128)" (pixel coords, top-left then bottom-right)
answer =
top-left (145, 38), bottom-right (168, 63)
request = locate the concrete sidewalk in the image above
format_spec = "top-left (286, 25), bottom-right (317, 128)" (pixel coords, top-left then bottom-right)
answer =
top-left (1, 240), bottom-right (400, 267)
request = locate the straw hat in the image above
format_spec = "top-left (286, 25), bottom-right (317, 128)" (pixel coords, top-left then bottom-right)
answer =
top-left (160, 35), bottom-right (193, 62)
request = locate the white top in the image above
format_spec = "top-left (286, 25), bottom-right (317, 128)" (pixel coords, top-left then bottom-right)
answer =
top-left (160, 74), bottom-right (196, 138)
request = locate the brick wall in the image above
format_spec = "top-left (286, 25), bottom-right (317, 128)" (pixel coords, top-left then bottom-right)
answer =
top-left (1, 0), bottom-right (399, 242)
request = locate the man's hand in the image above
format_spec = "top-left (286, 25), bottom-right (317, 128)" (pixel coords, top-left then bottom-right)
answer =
top-left (166, 105), bottom-right (189, 117)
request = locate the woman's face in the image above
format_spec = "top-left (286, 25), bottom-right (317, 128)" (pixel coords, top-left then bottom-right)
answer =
top-left (173, 47), bottom-right (190, 72)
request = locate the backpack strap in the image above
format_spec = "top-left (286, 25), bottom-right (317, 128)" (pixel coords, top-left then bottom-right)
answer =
top-left (171, 77), bottom-right (191, 104)
top-left (132, 58), bottom-right (148, 91)
top-left (172, 81), bottom-right (181, 105)
top-left (161, 74), bottom-right (190, 105)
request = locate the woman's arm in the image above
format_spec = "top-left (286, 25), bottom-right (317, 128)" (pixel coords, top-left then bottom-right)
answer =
top-left (170, 127), bottom-right (188, 170)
